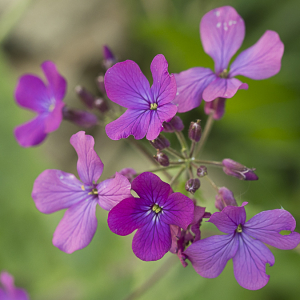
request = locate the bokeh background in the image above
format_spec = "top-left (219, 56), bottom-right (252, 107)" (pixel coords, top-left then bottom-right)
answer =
top-left (1, 0), bottom-right (300, 299)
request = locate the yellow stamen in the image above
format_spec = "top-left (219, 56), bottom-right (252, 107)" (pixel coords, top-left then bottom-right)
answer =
top-left (88, 188), bottom-right (98, 195)
top-left (152, 204), bottom-right (162, 214)
top-left (81, 185), bottom-right (85, 191)
top-left (150, 103), bottom-right (158, 110)
top-left (236, 224), bottom-right (243, 233)
top-left (219, 69), bottom-right (228, 78)
top-left (49, 103), bottom-right (55, 112)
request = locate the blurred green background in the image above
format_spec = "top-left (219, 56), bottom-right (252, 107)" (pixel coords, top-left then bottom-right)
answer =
top-left (1, 0), bottom-right (300, 299)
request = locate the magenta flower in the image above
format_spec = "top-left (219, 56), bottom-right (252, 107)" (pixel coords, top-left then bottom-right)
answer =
top-left (14, 61), bottom-right (67, 147)
top-left (0, 271), bottom-right (29, 300)
top-left (108, 172), bottom-right (194, 261)
top-left (174, 6), bottom-right (284, 114)
top-left (105, 54), bottom-right (177, 140)
top-left (32, 131), bottom-right (131, 253)
top-left (184, 203), bottom-right (300, 290)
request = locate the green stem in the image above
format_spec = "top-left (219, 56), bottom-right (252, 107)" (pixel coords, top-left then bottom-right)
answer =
top-left (193, 159), bottom-right (223, 167)
top-left (205, 175), bottom-right (219, 193)
top-left (189, 140), bottom-right (196, 158)
top-left (169, 166), bottom-right (185, 186)
top-left (175, 131), bottom-right (188, 158)
top-left (164, 147), bottom-right (184, 160)
top-left (195, 114), bottom-right (214, 157)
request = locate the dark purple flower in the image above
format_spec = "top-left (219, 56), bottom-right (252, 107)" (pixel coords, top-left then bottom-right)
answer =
top-left (32, 131), bottom-right (131, 253)
top-left (222, 158), bottom-right (258, 180)
top-left (108, 172), bottom-right (194, 261)
top-left (0, 271), bottom-right (29, 300)
top-left (184, 203), bottom-right (300, 290)
top-left (174, 6), bottom-right (284, 113)
top-left (105, 54), bottom-right (177, 140)
top-left (14, 61), bottom-right (67, 147)
top-left (162, 116), bottom-right (184, 132)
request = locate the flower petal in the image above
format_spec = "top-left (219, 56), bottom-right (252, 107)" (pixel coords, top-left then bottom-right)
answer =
top-left (184, 234), bottom-right (238, 278)
top-left (229, 30), bottom-right (284, 80)
top-left (243, 209), bottom-right (300, 250)
top-left (203, 77), bottom-right (248, 102)
top-left (44, 100), bottom-right (64, 132)
top-left (70, 131), bottom-right (104, 184)
top-left (233, 233), bottom-right (274, 290)
top-left (104, 60), bottom-right (151, 109)
top-left (132, 216), bottom-right (172, 261)
top-left (0, 272), bottom-right (29, 300)
top-left (97, 172), bottom-right (132, 211)
top-left (105, 109), bottom-right (151, 140)
top-left (150, 54), bottom-right (177, 106)
top-left (200, 6), bottom-right (245, 74)
top-left (173, 67), bottom-right (216, 112)
top-left (204, 97), bottom-right (226, 120)
top-left (52, 200), bottom-right (98, 253)
top-left (32, 169), bottom-right (86, 214)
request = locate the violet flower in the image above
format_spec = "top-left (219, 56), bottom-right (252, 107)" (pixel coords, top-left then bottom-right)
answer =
top-left (105, 54), bottom-right (177, 140)
top-left (0, 271), bottom-right (29, 300)
top-left (14, 61), bottom-right (67, 147)
top-left (32, 131), bottom-right (131, 253)
top-left (184, 203), bottom-right (300, 290)
top-left (108, 172), bottom-right (194, 261)
top-left (174, 6), bottom-right (284, 115)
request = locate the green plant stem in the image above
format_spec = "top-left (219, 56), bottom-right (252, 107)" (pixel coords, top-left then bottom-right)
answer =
top-left (175, 131), bottom-right (188, 158)
top-left (189, 140), bottom-right (196, 158)
top-left (169, 166), bottom-right (185, 186)
top-left (205, 175), bottom-right (219, 193)
top-left (164, 147), bottom-right (184, 160)
top-left (193, 159), bottom-right (223, 167)
top-left (195, 114), bottom-right (214, 157)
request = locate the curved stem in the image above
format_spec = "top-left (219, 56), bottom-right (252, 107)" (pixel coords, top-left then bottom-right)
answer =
top-left (164, 147), bottom-right (184, 160)
top-left (169, 166), bottom-right (185, 186)
top-left (195, 114), bottom-right (214, 157)
top-left (205, 175), bottom-right (219, 193)
top-left (193, 159), bottom-right (223, 167)
top-left (175, 131), bottom-right (188, 158)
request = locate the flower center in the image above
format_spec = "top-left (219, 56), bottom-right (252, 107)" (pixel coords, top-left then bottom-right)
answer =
top-left (88, 188), bottom-right (98, 195)
top-left (152, 203), bottom-right (162, 214)
top-left (48, 103), bottom-right (55, 112)
top-left (150, 103), bottom-right (158, 110)
top-left (236, 224), bottom-right (243, 233)
top-left (219, 69), bottom-right (228, 78)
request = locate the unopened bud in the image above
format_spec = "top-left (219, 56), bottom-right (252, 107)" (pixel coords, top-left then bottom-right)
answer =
top-left (75, 86), bottom-right (95, 109)
top-left (94, 97), bottom-right (109, 113)
top-left (215, 187), bottom-right (237, 211)
top-left (103, 45), bottom-right (117, 69)
top-left (222, 158), bottom-right (258, 180)
top-left (185, 178), bottom-right (200, 194)
top-left (96, 75), bottom-right (106, 95)
top-left (149, 134), bottom-right (170, 150)
top-left (204, 97), bottom-right (226, 120)
top-left (163, 116), bottom-right (184, 132)
top-left (188, 120), bottom-right (202, 142)
top-left (118, 168), bottom-right (136, 183)
top-left (154, 151), bottom-right (169, 166)
top-left (62, 106), bottom-right (98, 128)
top-left (197, 166), bottom-right (207, 177)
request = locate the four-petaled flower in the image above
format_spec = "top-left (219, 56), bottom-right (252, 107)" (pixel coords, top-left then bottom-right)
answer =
top-left (105, 54), bottom-right (178, 140)
top-left (32, 131), bottom-right (131, 253)
top-left (184, 203), bottom-right (300, 290)
top-left (14, 61), bottom-right (67, 147)
top-left (173, 6), bottom-right (284, 116)
top-left (108, 172), bottom-right (194, 261)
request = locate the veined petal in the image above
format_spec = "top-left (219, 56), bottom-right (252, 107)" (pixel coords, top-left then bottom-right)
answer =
top-left (105, 109), bottom-right (151, 140)
top-left (97, 172), bottom-right (131, 211)
top-left (104, 60), bottom-right (151, 109)
top-left (229, 30), bottom-right (284, 79)
top-left (52, 200), bottom-right (98, 253)
top-left (173, 67), bottom-right (216, 112)
top-left (243, 209), bottom-right (300, 250)
top-left (202, 77), bottom-right (248, 102)
top-left (44, 100), bottom-right (64, 132)
top-left (132, 216), bottom-right (171, 261)
top-left (70, 131), bottom-right (104, 184)
top-left (32, 169), bottom-right (86, 214)
top-left (184, 234), bottom-right (238, 278)
top-left (150, 54), bottom-right (177, 106)
top-left (233, 233), bottom-right (274, 290)
top-left (200, 6), bottom-right (245, 74)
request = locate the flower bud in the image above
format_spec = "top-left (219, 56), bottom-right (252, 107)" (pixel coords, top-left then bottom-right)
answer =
top-left (154, 151), bottom-right (169, 166)
top-left (62, 106), bottom-right (98, 128)
top-left (196, 166), bottom-right (207, 177)
top-left (149, 134), bottom-right (170, 150)
top-left (75, 86), bottom-right (95, 109)
top-left (163, 116), bottom-right (184, 132)
top-left (204, 97), bottom-right (226, 120)
top-left (94, 97), bottom-right (109, 113)
top-left (96, 75), bottom-right (106, 94)
top-left (103, 45), bottom-right (117, 69)
top-left (118, 168), bottom-right (136, 183)
top-left (215, 187), bottom-right (237, 211)
top-left (185, 178), bottom-right (200, 194)
top-left (222, 158), bottom-right (258, 180)
top-left (188, 120), bottom-right (202, 142)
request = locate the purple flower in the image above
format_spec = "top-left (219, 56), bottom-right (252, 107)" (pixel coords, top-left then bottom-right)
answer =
top-left (0, 271), bottom-right (29, 300)
top-left (222, 158), bottom-right (258, 180)
top-left (14, 61), bottom-right (67, 147)
top-left (173, 6), bottom-right (284, 114)
top-left (105, 54), bottom-right (178, 140)
top-left (184, 203), bottom-right (300, 290)
top-left (32, 131), bottom-right (131, 253)
top-left (107, 172), bottom-right (194, 261)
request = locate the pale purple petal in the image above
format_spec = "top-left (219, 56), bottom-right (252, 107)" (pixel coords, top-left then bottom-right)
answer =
top-left (32, 169), bottom-right (86, 214)
top-left (132, 217), bottom-right (171, 261)
top-left (104, 60), bottom-right (151, 109)
top-left (230, 30), bottom-right (284, 79)
top-left (97, 172), bottom-right (131, 211)
top-left (173, 67), bottom-right (216, 112)
top-left (160, 192), bottom-right (194, 230)
top-left (203, 77), bottom-right (248, 102)
top-left (44, 100), bottom-right (64, 132)
top-left (243, 209), bottom-right (300, 250)
top-left (233, 233), bottom-right (274, 290)
top-left (200, 6), bottom-right (245, 74)
top-left (52, 200), bottom-right (98, 253)
top-left (150, 54), bottom-right (177, 106)
top-left (41, 61), bottom-right (67, 102)
top-left (14, 115), bottom-right (47, 147)
top-left (70, 131), bottom-right (104, 184)
top-left (105, 109), bottom-right (151, 140)
top-left (0, 273), bottom-right (29, 300)
top-left (184, 234), bottom-right (238, 278)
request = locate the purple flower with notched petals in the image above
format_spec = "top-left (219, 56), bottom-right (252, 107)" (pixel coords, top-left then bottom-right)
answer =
top-left (108, 172), bottom-right (194, 261)
top-left (14, 61), bottom-right (66, 147)
top-left (174, 6), bottom-right (284, 114)
top-left (184, 203), bottom-right (300, 290)
top-left (32, 131), bottom-right (131, 253)
top-left (105, 54), bottom-right (177, 140)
